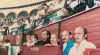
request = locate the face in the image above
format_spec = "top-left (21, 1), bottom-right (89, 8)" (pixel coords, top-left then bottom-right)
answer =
top-left (31, 35), bottom-right (36, 42)
top-left (62, 31), bottom-right (71, 43)
top-left (50, 34), bottom-right (58, 45)
top-left (63, 9), bottom-right (68, 15)
top-left (42, 5), bottom-right (47, 10)
top-left (20, 20), bottom-right (22, 22)
top-left (23, 18), bottom-right (25, 22)
top-left (74, 27), bottom-right (87, 44)
top-left (41, 31), bottom-right (49, 40)
top-left (26, 35), bottom-right (30, 41)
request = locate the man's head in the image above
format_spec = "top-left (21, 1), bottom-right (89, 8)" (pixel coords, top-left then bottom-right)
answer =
top-left (62, 31), bottom-right (72, 43)
top-left (41, 30), bottom-right (51, 40)
top-left (74, 27), bottom-right (88, 44)
top-left (30, 34), bottom-right (38, 42)
top-left (23, 18), bottom-right (26, 22)
top-left (26, 33), bottom-right (31, 41)
top-left (50, 34), bottom-right (59, 45)
top-left (8, 22), bottom-right (12, 26)
top-left (63, 9), bottom-right (68, 15)
top-left (41, 3), bottom-right (49, 10)
top-left (63, 7), bottom-right (73, 15)
top-left (4, 40), bottom-right (10, 44)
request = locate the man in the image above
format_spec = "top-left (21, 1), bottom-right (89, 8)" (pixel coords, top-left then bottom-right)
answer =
top-left (23, 33), bottom-right (31, 45)
top-left (2, 40), bottom-right (11, 55)
top-left (45, 34), bottom-right (59, 46)
top-left (69, 27), bottom-right (96, 55)
top-left (62, 31), bottom-right (75, 55)
top-left (26, 34), bottom-right (38, 47)
top-left (3, 24), bottom-right (8, 36)
top-left (23, 18), bottom-right (30, 30)
top-left (61, 7), bottom-right (74, 19)
top-left (35, 30), bottom-right (51, 45)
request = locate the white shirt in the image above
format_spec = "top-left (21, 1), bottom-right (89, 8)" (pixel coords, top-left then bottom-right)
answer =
top-left (69, 40), bottom-right (96, 55)
top-left (3, 43), bottom-right (11, 55)
top-left (63, 43), bottom-right (67, 51)
top-left (24, 20), bottom-right (30, 29)
top-left (68, 1), bottom-right (79, 10)
top-left (52, 0), bottom-right (65, 17)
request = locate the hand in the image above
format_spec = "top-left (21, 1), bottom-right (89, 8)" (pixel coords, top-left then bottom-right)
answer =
top-left (23, 43), bottom-right (26, 46)
top-left (44, 44), bottom-right (52, 46)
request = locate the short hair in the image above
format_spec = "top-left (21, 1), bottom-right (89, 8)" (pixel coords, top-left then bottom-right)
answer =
top-left (42, 3), bottom-right (47, 6)
top-left (42, 30), bottom-right (51, 37)
top-left (26, 33), bottom-right (30, 36)
top-left (64, 7), bottom-right (73, 14)
top-left (31, 34), bottom-right (38, 40)
top-left (69, 31), bottom-right (72, 35)
top-left (4, 40), bottom-right (10, 43)
top-left (82, 27), bottom-right (88, 40)
top-left (41, 3), bottom-right (49, 7)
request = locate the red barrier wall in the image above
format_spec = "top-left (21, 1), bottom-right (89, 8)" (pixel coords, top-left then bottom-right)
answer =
top-left (0, 46), bottom-right (9, 55)
top-left (3, 33), bottom-right (22, 46)
top-left (22, 45), bottom-right (62, 55)
top-left (83, 48), bottom-right (100, 55)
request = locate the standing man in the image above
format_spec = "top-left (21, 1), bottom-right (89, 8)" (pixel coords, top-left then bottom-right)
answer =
top-left (69, 27), bottom-right (96, 55)
top-left (35, 30), bottom-right (51, 45)
top-left (62, 31), bottom-right (75, 55)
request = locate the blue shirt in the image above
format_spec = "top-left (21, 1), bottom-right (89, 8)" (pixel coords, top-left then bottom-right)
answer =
top-left (33, 40), bottom-right (39, 45)
top-left (62, 40), bottom-right (75, 55)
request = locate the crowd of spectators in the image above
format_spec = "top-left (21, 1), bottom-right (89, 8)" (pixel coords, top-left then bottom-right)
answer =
top-left (22, 27), bottom-right (97, 55)
top-left (0, 0), bottom-right (99, 38)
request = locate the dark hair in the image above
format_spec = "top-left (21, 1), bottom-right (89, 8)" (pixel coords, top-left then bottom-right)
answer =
top-left (31, 34), bottom-right (38, 40)
top-left (41, 3), bottom-right (49, 7)
top-left (42, 30), bottom-right (51, 37)
top-left (4, 40), bottom-right (10, 43)
top-left (82, 27), bottom-right (88, 40)
top-left (42, 3), bottom-right (47, 6)
top-left (69, 31), bottom-right (72, 35)
top-left (26, 33), bottom-right (30, 36)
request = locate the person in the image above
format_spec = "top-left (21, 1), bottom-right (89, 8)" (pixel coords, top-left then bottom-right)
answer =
top-left (69, 27), bottom-right (97, 55)
top-left (45, 34), bottom-right (59, 46)
top-left (23, 18), bottom-right (30, 30)
top-left (2, 40), bottom-right (11, 55)
top-left (18, 19), bottom-right (23, 33)
top-left (62, 31), bottom-right (75, 55)
top-left (26, 34), bottom-right (38, 47)
top-left (23, 33), bottom-right (31, 45)
top-left (35, 30), bottom-right (51, 45)
top-left (61, 7), bottom-right (74, 19)
top-left (3, 24), bottom-right (8, 36)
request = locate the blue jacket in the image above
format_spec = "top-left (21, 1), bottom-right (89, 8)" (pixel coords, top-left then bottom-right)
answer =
top-left (63, 40), bottom-right (75, 55)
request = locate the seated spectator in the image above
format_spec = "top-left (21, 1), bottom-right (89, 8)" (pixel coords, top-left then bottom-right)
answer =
top-left (61, 7), bottom-right (74, 19)
top-left (40, 3), bottom-right (58, 25)
top-left (23, 33), bottom-right (31, 45)
top-left (3, 24), bottom-right (8, 36)
top-left (26, 34), bottom-right (38, 47)
top-left (18, 19), bottom-right (23, 33)
top-left (11, 20), bottom-right (19, 35)
top-left (69, 27), bottom-right (97, 55)
top-left (62, 31), bottom-right (75, 55)
top-left (8, 22), bottom-right (13, 35)
top-left (23, 18), bottom-right (30, 30)
top-left (35, 30), bottom-right (51, 45)
top-left (2, 40), bottom-right (11, 55)
top-left (45, 34), bottom-right (59, 46)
